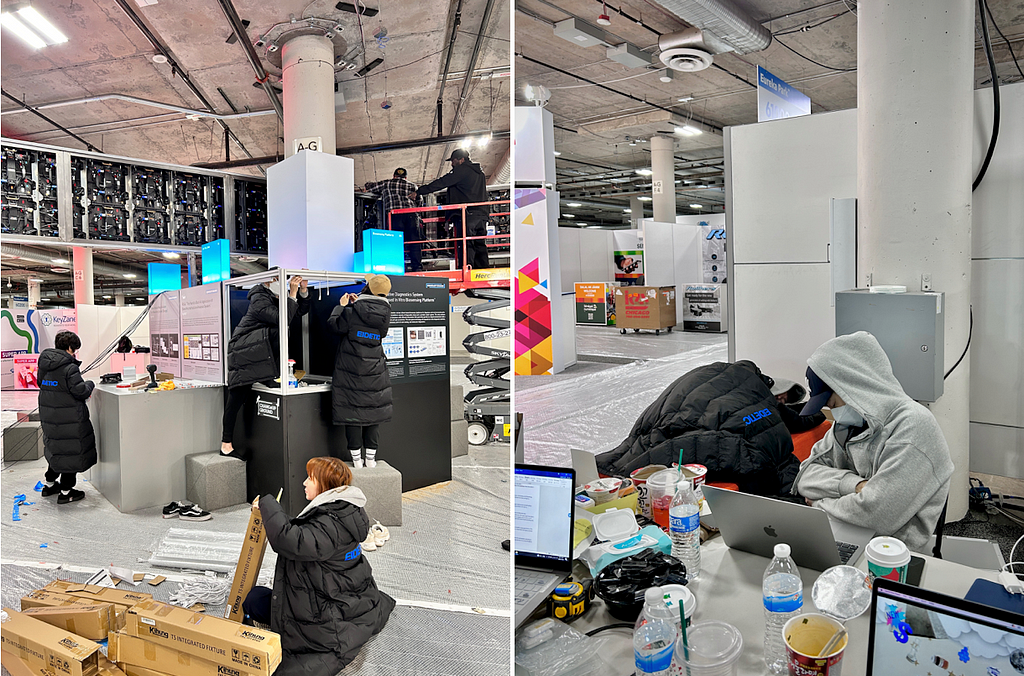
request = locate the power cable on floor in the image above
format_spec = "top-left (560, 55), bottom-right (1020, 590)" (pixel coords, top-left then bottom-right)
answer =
top-left (973, 0), bottom-right (1001, 192)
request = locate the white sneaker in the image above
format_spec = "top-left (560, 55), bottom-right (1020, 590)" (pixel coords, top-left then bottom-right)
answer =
top-left (370, 521), bottom-right (390, 546)
top-left (351, 458), bottom-right (364, 469)
top-left (361, 531), bottom-right (377, 552)
top-left (365, 457), bottom-right (376, 468)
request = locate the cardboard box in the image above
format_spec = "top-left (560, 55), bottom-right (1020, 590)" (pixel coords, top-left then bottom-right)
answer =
top-left (109, 632), bottom-right (254, 676)
top-left (121, 666), bottom-right (174, 676)
top-left (21, 590), bottom-right (117, 629)
top-left (614, 286), bottom-right (676, 331)
top-left (1, 649), bottom-right (52, 676)
top-left (42, 581), bottom-right (153, 629)
top-left (0, 608), bottom-right (101, 676)
top-left (224, 507), bottom-right (270, 623)
top-left (22, 604), bottom-right (111, 640)
top-left (97, 655), bottom-right (128, 676)
top-left (124, 600), bottom-right (281, 676)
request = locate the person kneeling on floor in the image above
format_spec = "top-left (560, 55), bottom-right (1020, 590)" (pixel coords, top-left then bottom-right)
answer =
top-left (243, 456), bottom-right (395, 675)
top-left (38, 330), bottom-right (95, 504)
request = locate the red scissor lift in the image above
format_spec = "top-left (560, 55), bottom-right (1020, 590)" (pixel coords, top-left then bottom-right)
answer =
top-left (386, 200), bottom-right (511, 444)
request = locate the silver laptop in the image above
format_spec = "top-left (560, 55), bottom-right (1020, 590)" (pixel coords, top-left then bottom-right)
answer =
top-left (514, 464), bottom-right (575, 627)
top-left (570, 448), bottom-right (600, 487)
top-left (702, 485), bottom-right (874, 570)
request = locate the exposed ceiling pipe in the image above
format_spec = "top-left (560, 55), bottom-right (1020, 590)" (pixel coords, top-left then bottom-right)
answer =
top-left (1, 89), bottom-right (102, 153)
top-left (0, 244), bottom-right (146, 279)
top-left (653, 0), bottom-right (772, 54)
top-left (0, 94), bottom-right (276, 121)
top-left (194, 130), bottom-right (511, 169)
top-left (112, 0), bottom-right (260, 168)
top-left (215, 0), bottom-right (285, 123)
top-left (490, 147), bottom-right (511, 184)
top-left (449, 0), bottom-right (498, 136)
top-left (435, 0), bottom-right (464, 138)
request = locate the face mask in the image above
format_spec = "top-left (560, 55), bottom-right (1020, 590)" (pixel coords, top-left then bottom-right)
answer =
top-left (830, 404), bottom-right (864, 428)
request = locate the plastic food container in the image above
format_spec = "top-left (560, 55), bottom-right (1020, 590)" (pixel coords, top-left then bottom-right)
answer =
top-left (584, 477), bottom-right (623, 504)
top-left (670, 620), bottom-right (743, 675)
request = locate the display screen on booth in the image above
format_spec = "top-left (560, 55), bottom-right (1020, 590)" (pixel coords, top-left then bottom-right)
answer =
top-left (148, 262), bottom-right (182, 294)
top-left (202, 239), bottom-right (231, 284)
top-left (363, 228), bottom-right (405, 275)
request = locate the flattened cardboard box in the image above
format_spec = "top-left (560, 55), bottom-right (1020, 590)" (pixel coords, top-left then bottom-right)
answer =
top-left (97, 655), bottom-right (128, 676)
top-left (124, 600), bottom-right (281, 676)
top-left (22, 604), bottom-right (111, 640)
top-left (1, 649), bottom-right (51, 676)
top-left (44, 580), bottom-right (153, 608)
top-left (0, 608), bottom-right (100, 676)
top-left (20, 590), bottom-right (119, 630)
top-left (224, 506), bottom-right (269, 622)
top-left (109, 631), bottom-right (257, 676)
top-left (121, 666), bottom-right (174, 676)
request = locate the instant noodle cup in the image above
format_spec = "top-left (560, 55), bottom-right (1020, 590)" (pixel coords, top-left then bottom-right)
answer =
top-left (783, 613), bottom-right (847, 676)
top-left (584, 477), bottom-right (623, 504)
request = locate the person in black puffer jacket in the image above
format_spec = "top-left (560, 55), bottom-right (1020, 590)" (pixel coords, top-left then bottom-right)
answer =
top-left (37, 330), bottom-right (95, 504)
top-left (596, 360), bottom-right (802, 499)
top-left (222, 274), bottom-right (309, 459)
top-left (244, 456), bottom-right (395, 675)
top-left (328, 274), bottom-right (393, 468)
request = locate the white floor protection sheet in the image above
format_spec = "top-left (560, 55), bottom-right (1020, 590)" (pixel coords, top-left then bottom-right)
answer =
top-left (517, 341), bottom-right (728, 466)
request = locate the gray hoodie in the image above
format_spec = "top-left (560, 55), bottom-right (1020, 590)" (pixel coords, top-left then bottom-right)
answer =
top-left (793, 332), bottom-right (954, 552)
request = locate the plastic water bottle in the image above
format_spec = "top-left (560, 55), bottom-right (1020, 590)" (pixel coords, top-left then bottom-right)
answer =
top-left (634, 588), bottom-right (677, 676)
top-left (633, 586), bottom-right (678, 634)
top-left (763, 543), bottom-right (803, 674)
top-left (287, 359), bottom-right (298, 388)
top-left (669, 478), bottom-right (701, 580)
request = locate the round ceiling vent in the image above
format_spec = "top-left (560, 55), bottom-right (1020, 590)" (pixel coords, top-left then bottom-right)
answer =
top-left (50, 267), bottom-right (70, 274)
top-left (659, 47), bottom-right (714, 72)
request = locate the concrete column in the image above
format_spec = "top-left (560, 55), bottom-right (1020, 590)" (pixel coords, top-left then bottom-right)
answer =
top-left (281, 34), bottom-right (337, 159)
top-left (115, 291), bottom-right (125, 307)
top-left (72, 246), bottom-right (94, 306)
top-left (858, 0), bottom-right (974, 520)
top-left (27, 280), bottom-right (41, 307)
top-left (630, 195), bottom-right (644, 228)
top-left (650, 135), bottom-right (676, 223)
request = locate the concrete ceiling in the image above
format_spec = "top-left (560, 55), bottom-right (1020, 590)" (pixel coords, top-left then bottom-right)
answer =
top-left (515, 0), bottom-right (1024, 228)
top-left (1, 0), bottom-right (511, 187)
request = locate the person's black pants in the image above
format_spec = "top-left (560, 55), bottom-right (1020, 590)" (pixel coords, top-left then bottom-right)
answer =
top-left (243, 585), bottom-right (272, 625)
top-left (465, 210), bottom-right (490, 269)
top-left (44, 467), bottom-right (76, 490)
top-left (345, 425), bottom-right (379, 451)
top-left (222, 384), bottom-right (252, 443)
top-left (392, 212), bottom-right (422, 272)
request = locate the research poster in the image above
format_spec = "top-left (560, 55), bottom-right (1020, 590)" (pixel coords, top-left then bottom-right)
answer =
top-left (385, 276), bottom-right (450, 382)
top-left (148, 291), bottom-right (181, 377)
top-left (683, 284), bottom-right (724, 332)
top-left (180, 283), bottom-right (224, 382)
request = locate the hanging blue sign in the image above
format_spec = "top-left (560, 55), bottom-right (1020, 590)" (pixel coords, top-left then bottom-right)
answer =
top-left (148, 262), bottom-right (182, 294)
top-left (757, 66), bottom-right (811, 122)
top-left (201, 239), bottom-right (231, 284)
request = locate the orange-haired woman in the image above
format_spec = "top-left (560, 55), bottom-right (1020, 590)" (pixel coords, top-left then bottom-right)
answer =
top-left (244, 456), bottom-right (394, 675)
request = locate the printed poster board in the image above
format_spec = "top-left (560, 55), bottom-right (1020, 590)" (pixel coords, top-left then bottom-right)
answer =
top-left (575, 282), bottom-right (615, 325)
top-left (179, 283), bottom-right (224, 383)
top-left (614, 250), bottom-right (644, 286)
top-left (683, 284), bottom-right (724, 332)
top-left (148, 291), bottom-right (181, 377)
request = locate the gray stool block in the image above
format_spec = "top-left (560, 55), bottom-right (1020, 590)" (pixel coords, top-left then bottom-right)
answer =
top-left (451, 419), bottom-right (469, 458)
top-left (3, 421), bottom-right (44, 462)
top-left (450, 384), bottom-right (465, 422)
top-left (185, 452), bottom-right (247, 512)
top-left (349, 460), bottom-right (402, 526)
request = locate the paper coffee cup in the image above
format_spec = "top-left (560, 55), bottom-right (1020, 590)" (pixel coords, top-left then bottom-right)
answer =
top-left (661, 584), bottom-right (696, 628)
top-left (783, 613), bottom-right (847, 676)
top-left (630, 465), bottom-right (668, 518)
top-left (865, 537), bottom-right (911, 586)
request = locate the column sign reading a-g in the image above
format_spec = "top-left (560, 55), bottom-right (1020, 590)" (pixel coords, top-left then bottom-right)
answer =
top-left (293, 136), bottom-right (323, 154)
top-left (757, 66), bottom-right (811, 122)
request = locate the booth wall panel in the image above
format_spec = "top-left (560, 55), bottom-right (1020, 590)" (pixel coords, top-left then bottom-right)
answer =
top-left (972, 83), bottom-right (1024, 260)
top-left (641, 221), bottom-right (676, 288)
top-left (579, 229), bottom-right (615, 283)
top-left (558, 228), bottom-right (583, 289)
top-left (970, 422), bottom-right (1024, 479)
top-left (970, 259), bottom-right (1024, 429)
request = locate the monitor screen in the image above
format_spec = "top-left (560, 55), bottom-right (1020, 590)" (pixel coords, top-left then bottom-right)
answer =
top-left (868, 578), bottom-right (1024, 676)
top-left (514, 465), bottom-right (575, 570)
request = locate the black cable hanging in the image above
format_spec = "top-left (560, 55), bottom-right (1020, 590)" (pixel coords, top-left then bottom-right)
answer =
top-left (973, 0), bottom-right (1001, 192)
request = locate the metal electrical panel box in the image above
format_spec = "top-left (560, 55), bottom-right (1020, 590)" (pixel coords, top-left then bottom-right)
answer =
top-left (835, 289), bottom-right (944, 402)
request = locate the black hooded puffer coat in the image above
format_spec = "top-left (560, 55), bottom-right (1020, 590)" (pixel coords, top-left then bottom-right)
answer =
top-left (327, 296), bottom-right (393, 425)
top-left (37, 348), bottom-right (96, 473)
top-left (227, 285), bottom-right (308, 389)
top-left (596, 360), bottom-right (801, 498)
top-left (258, 488), bottom-right (395, 676)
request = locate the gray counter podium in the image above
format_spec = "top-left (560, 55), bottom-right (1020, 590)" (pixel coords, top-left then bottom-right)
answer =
top-left (89, 383), bottom-right (223, 512)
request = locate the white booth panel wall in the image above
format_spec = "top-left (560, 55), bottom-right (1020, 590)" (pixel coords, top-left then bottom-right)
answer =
top-left (561, 292), bottom-right (577, 368)
top-left (673, 225), bottom-right (704, 321)
top-left (119, 307), bottom-right (148, 347)
top-left (970, 259), bottom-right (1024, 428)
top-left (970, 422), bottom-right (1024, 479)
top-left (580, 229), bottom-right (616, 283)
top-left (676, 214), bottom-right (726, 227)
top-left (732, 263), bottom-right (833, 385)
top-left (75, 305), bottom-right (120, 370)
top-left (559, 228), bottom-right (583, 289)
top-left (973, 82), bottom-right (1024, 260)
top-left (641, 221), bottom-right (677, 288)
top-left (728, 109), bottom-right (857, 265)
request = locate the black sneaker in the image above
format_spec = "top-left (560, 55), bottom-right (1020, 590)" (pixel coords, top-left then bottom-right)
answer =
top-left (40, 483), bottom-right (61, 497)
top-left (179, 504), bottom-right (212, 521)
top-left (162, 501), bottom-right (185, 518)
top-left (219, 448), bottom-right (249, 461)
top-left (57, 489), bottom-right (85, 504)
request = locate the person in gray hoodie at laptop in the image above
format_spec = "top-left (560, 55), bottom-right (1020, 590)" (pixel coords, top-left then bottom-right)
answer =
top-left (793, 331), bottom-right (954, 552)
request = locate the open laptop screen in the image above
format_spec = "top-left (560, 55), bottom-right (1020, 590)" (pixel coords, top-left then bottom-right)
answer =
top-left (867, 577), bottom-right (1024, 676)
top-left (514, 464), bottom-right (575, 571)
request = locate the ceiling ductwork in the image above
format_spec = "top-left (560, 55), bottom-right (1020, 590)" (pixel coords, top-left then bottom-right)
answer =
top-left (0, 244), bottom-right (144, 279)
top-left (655, 0), bottom-right (772, 72)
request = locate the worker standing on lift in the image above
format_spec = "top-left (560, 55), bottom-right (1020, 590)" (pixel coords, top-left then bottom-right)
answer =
top-left (363, 168), bottom-right (422, 272)
top-left (411, 148), bottom-right (490, 269)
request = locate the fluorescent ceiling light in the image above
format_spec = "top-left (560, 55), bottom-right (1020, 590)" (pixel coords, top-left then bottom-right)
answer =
top-left (123, 273), bottom-right (137, 279)
top-left (689, 203), bottom-right (703, 209)
top-left (678, 96), bottom-right (693, 103)
top-left (162, 252), bottom-right (180, 259)
top-left (635, 168), bottom-right (652, 176)
top-left (576, 223), bottom-right (587, 227)
top-left (1, 13), bottom-right (47, 49)
top-left (460, 138), bottom-right (473, 149)
top-left (638, 196), bottom-right (652, 201)
top-left (562, 214), bottom-right (575, 218)
top-left (675, 125), bottom-right (703, 137)
top-left (103, 295), bottom-right (112, 299)
top-left (29, 278), bottom-right (44, 282)
top-left (623, 208), bottom-right (632, 213)
top-left (553, 150), bottom-right (561, 156)
top-left (51, 258), bottom-right (68, 264)
top-left (16, 6), bottom-right (68, 44)
top-left (566, 202), bottom-right (582, 207)
top-left (476, 133), bottom-right (491, 148)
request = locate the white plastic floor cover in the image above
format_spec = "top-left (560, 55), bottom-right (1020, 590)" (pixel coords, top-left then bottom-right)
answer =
top-left (517, 341), bottom-right (728, 466)
top-left (0, 563), bottom-right (510, 676)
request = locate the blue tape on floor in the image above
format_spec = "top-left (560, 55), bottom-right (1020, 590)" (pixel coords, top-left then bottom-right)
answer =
top-left (33, 481), bottom-right (44, 492)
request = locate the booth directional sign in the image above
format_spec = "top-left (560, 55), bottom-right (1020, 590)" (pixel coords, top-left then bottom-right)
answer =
top-left (757, 66), bottom-right (811, 122)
